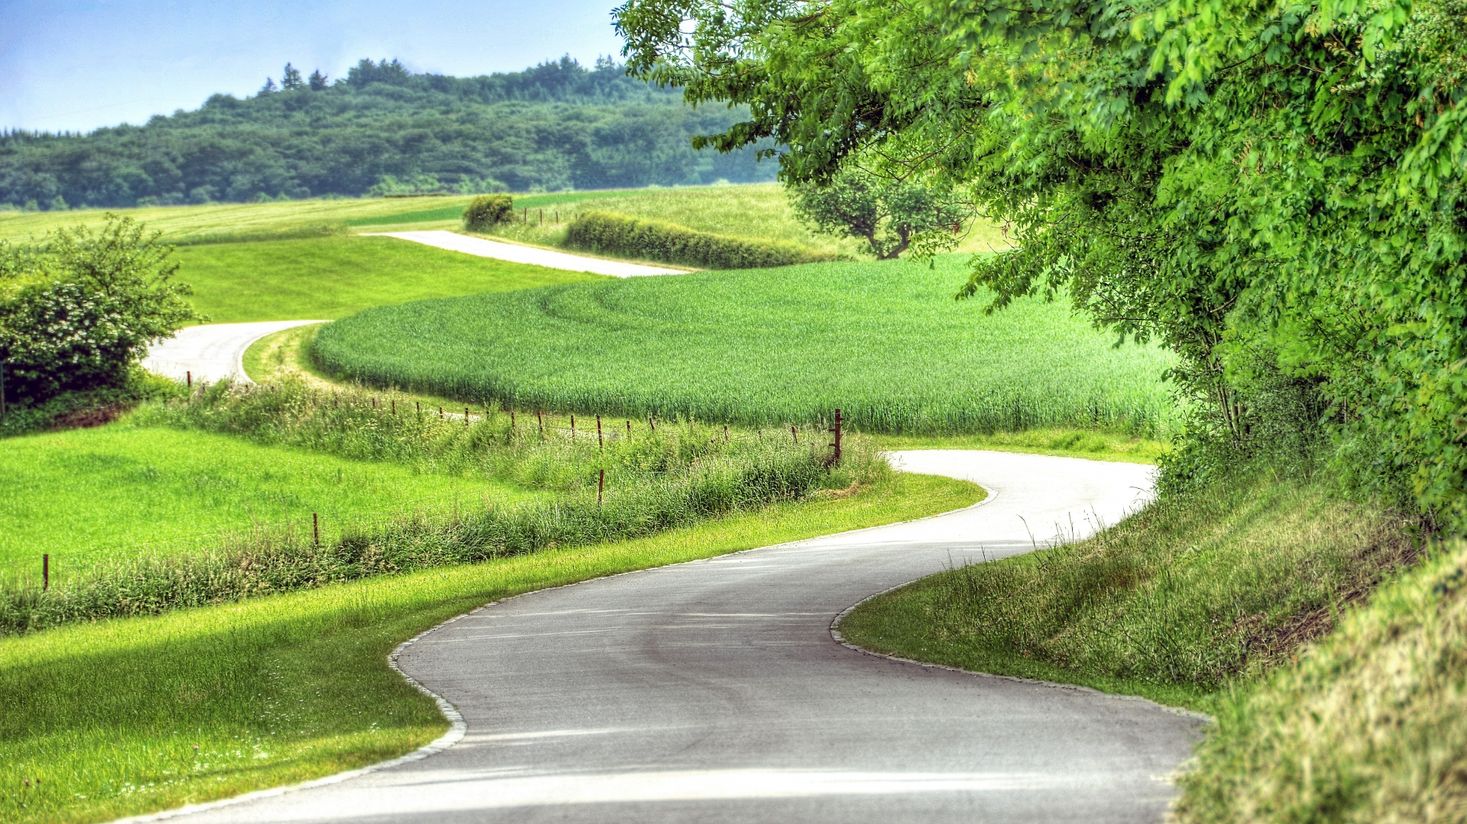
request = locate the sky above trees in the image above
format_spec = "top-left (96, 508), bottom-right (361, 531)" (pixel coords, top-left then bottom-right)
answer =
top-left (1, 0), bottom-right (626, 134)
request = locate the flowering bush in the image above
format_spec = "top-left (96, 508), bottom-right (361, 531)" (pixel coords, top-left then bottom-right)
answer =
top-left (0, 216), bottom-right (194, 403)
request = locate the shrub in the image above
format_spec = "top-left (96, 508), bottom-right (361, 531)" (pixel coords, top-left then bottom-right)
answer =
top-left (0, 216), bottom-right (194, 405)
top-left (463, 194), bottom-right (514, 231)
top-left (565, 210), bottom-right (837, 269)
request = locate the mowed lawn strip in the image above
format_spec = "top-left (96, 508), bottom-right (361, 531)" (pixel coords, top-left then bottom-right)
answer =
top-left (0, 426), bottom-right (538, 580)
top-left (175, 236), bottom-right (600, 322)
top-left (312, 255), bottom-right (1179, 437)
top-left (0, 471), bottom-right (982, 824)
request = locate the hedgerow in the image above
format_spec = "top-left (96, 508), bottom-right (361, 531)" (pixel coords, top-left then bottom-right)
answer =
top-left (565, 210), bottom-right (836, 269)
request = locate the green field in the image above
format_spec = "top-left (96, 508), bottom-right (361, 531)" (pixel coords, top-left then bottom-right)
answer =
top-left (175, 236), bottom-right (598, 322)
top-left (0, 426), bottom-right (537, 582)
top-left (312, 255), bottom-right (1179, 436)
top-left (0, 471), bottom-right (981, 824)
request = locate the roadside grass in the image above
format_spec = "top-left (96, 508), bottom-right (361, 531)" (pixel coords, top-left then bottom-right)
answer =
top-left (0, 426), bottom-right (535, 582)
top-left (838, 465), bottom-right (1424, 714)
top-left (175, 235), bottom-right (599, 322)
top-left (1174, 538), bottom-right (1467, 823)
top-left (0, 470), bottom-right (982, 824)
top-left (312, 254), bottom-right (1179, 437)
top-left (871, 429), bottom-right (1168, 464)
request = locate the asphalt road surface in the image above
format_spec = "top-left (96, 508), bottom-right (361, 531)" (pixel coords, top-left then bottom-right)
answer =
top-left (141, 319), bottom-right (326, 385)
top-left (149, 449), bottom-right (1204, 824)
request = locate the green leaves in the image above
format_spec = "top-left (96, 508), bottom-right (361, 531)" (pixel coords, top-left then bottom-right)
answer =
top-left (618, 0), bottom-right (1467, 526)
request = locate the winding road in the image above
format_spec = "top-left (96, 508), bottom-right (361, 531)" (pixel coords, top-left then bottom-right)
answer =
top-left (142, 450), bottom-right (1203, 824)
top-left (138, 235), bottom-right (1202, 822)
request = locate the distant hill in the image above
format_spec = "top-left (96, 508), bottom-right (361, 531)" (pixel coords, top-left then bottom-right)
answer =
top-left (0, 57), bottom-right (776, 210)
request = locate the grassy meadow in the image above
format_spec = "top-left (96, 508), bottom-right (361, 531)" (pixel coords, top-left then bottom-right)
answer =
top-left (0, 426), bottom-right (535, 582)
top-left (0, 470), bottom-right (982, 824)
top-left (312, 254), bottom-right (1180, 437)
top-left (175, 235), bottom-right (598, 322)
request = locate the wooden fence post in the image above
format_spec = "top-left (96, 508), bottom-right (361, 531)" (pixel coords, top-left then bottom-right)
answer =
top-left (597, 468), bottom-right (605, 507)
top-left (465, 407), bottom-right (470, 427)
top-left (186, 370), bottom-right (192, 390)
top-left (831, 408), bottom-right (842, 465)
top-left (597, 415), bottom-right (603, 449)
top-left (571, 414), bottom-right (576, 440)
top-left (791, 425), bottom-right (798, 444)
top-left (537, 409), bottom-right (545, 439)
top-left (312, 513), bottom-right (320, 547)
top-left (42, 553), bottom-right (49, 591)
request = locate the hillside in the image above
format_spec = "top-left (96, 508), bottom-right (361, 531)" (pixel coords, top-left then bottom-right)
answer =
top-left (0, 57), bottom-right (775, 210)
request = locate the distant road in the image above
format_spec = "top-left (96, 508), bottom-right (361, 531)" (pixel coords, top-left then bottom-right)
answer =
top-left (153, 450), bottom-right (1203, 824)
top-left (361, 230), bottom-right (688, 277)
top-left (142, 320), bottom-right (325, 385)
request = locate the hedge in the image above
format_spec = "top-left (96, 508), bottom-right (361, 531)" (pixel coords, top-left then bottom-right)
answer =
top-left (564, 210), bottom-right (837, 269)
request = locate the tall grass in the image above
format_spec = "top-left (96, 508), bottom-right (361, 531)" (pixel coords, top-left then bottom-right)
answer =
top-left (839, 464), bottom-right (1424, 708)
top-left (1175, 538), bottom-right (1467, 822)
top-left (0, 381), bottom-right (880, 634)
top-left (312, 255), bottom-right (1181, 437)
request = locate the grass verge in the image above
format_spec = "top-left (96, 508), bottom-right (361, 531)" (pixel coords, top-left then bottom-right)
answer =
top-left (838, 465), bottom-right (1423, 713)
top-left (1172, 537), bottom-right (1467, 822)
top-left (0, 470), bottom-right (981, 824)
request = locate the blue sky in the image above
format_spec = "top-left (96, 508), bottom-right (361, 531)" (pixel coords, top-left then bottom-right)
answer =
top-left (1, 0), bottom-right (629, 134)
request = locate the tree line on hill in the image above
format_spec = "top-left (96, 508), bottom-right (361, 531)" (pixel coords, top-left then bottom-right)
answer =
top-left (0, 57), bottom-right (777, 210)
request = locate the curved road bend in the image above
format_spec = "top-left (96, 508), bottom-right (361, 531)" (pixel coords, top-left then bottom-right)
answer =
top-left (360, 230), bottom-right (688, 277)
top-left (160, 449), bottom-right (1203, 824)
top-left (142, 320), bottom-right (326, 385)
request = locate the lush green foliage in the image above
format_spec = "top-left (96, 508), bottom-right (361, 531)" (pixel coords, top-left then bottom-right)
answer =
top-left (0, 470), bottom-right (978, 824)
top-left (565, 210), bottom-right (834, 268)
top-left (0, 380), bottom-right (877, 633)
top-left (790, 164), bottom-right (967, 259)
top-left (173, 235), bottom-right (597, 322)
top-left (0, 57), bottom-right (776, 209)
top-left (462, 194), bottom-right (514, 231)
top-left (312, 255), bottom-right (1178, 435)
top-left (841, 464), bottom-right (1422, 708)
top-left (0, 425), bottom-right (534, 581)
top-left (1175, 537), bottom-right (1467, 822)
top-left (615, 0), bottom-right (1467, 526)
top-left (0, 216), bottom-right (194, 403)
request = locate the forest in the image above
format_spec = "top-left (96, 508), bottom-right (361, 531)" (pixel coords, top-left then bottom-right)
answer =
top-left (0, 57), bottom-right (776, 209)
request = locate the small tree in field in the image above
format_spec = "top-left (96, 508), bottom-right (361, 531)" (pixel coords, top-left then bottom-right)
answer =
top-left (463, 194), bottom-right (515, 231)
top-left (0, 216), bottom-right (195, 404)
top-left (791, 167), bottom-right (968, 260)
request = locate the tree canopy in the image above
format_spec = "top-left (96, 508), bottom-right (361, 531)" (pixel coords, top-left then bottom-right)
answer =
top-left (0, 57), bottom-right (777, 209)
top-left (616, 0), bottom-right (1467, 525)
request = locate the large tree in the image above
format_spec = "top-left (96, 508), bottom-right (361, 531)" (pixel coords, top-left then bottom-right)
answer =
top-left (615, 0), bottom-right (1467, 524)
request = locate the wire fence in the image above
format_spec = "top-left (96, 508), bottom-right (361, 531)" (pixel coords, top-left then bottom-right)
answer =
top-left (6, 380), bottom-right (847, 593)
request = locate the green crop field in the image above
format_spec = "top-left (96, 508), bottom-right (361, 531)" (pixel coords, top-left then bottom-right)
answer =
top-left (0, 426), bottom-right (538, 583)
top-left (312, 254), bottom-right (1179, 436)
top-left (175, 236), bottom-right (599, 322)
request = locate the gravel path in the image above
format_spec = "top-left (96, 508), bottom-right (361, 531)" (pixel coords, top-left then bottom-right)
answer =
top-left (151, 449), bottom-right (1203, 824)
top-left (361, 230), bottom-right (688, 277)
